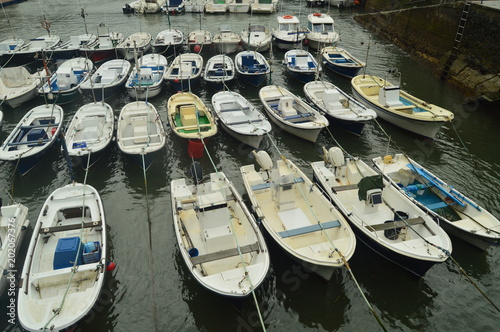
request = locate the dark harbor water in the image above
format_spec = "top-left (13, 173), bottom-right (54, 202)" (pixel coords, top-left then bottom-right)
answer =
top-left (1, 1), bottom-right (499, 331)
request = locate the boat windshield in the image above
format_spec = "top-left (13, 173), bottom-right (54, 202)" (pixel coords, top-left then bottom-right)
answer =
top-left (312, 23), bottom-right (334, 33)
top-left (280, 23), bottom-right (298, 32)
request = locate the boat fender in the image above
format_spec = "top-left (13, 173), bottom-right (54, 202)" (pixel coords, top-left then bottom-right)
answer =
top-left (106, 261), bottom-right (116, 272)
top-left (188, 248), bottom-right (199, 257)
top-left (283, 15), bottom-right (293, 19)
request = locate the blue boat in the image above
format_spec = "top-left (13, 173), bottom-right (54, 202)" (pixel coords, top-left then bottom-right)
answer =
top-left (321, 46), bottom-right (365, 78)
top-left (234, 51), bottom-right (270, 87)
top-left (284, 49), bottom-right (320, 84)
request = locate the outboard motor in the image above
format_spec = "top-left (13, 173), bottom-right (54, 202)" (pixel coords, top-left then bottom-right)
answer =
top-left (190, 161), bottom-right (203, 185)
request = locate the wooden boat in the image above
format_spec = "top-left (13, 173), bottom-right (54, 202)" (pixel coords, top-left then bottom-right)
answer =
top-left (306, 13), bottom-right (340, 50)
top-left (80, 27), bottom-right (124, 65)
top-left (241, 150), bottom-right (356, 280)
top-left (167, 91), bottom-right (218, 141)
top-left (303, 80), bottom-right (376, 135)
top-left (250, 0), bottom-right (278, 14)
top-left (227, 0), bottom-right (250, 13)
top-left (283, 49), bottom-right (320, 84)
top-left (373, 154), bottom-right (500, 251)
top-left (0, 66), bottom-right (44, 108)
top-left (116, 32), bottom-right (152, 61)
top-left (125, 53), bottom-right (168, 100)
top-left (213, 25), bottom-right (241, 54)
top-left (161, 0), bottom-right (186, 14)
top-left (312, 147), bottom-right (452, 277)
top-left (38, 57), bottom-right (94, 105)
top-left (351, 74), bottom-right (454, 138)
top-left (184, 0), bottom-right (206, 12)
top-left (51, 34), bottom-right (98, 60)
top-left (241, 24), bottom-right (271, 52)
top-left (187, 30), bottom-right (213, 54)
top-left (0, 104), bottom-right (63, 175)
top-left (205, 0), bottom-right (228, 13)
top-left (259, 85), bottom-right (328, 142)
top-left (0, 200), bottom-right (29, 295)
top-left (234, 50), bottom-right (270, 87)
top-left (152, 29), bottom-right (184, 57)
top-left (164, 53), bottom-right (203, 91)
top-left (171, 163), bottom-right (270, 297)
top-left (80, 59), bottom-right (131, 101)
top-left (116, 101), bottom-right (166, 169)
top-left (272, 15), bottom-right (306, 50)
top-left (203, 54), bottom-right (235, 89)
top-left (18, 183), bottom-right (107, 332)
top-left (64, 101), bottom-right (114, 169)
top-left (211, 91), bottom-right (271, 148)
top-left (321, 46), bottom-right (366, 78)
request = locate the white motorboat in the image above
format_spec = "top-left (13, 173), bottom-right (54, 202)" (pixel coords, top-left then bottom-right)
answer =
top-left (80, 27), bottom-right (124, 65)
top-left (18, 183), bottom-right (107, 332)
top-left (116, 32), bottom-right (152, 61)
top-left (51, 34), bottom-right (98, 60)
top-left (203, 54), bottom-right (235, 88)
top-left (259, 85), bottom-right (328, 142)
top-left (125, 53), bottom-right (168, 100)
top-left (250, 0), bottom-right (278, 14)
top-left (205, 0), bottom-right (228, 13)
top-left (306, 13), bottom-right (340, 50)
top-left (303, 80), bottom-right (376, 135)
top-left (171, 164), bottom-right (270, 297)
top-left (0, 104), bottom-right (63, 175)
top-left (161, 0), bottom-right (186, 14)
top-left (272, 15), bottom-right (306, 50)
top-left (64, 101), bottom-right (115, 169)
top-left (312, 147), bottom-right (452, 277)
top-left (188, 30), bottom-right (212, 54)
top-left (13, 34), bottom-right (61, 64)
top-left (0, 200), bottom-right (29, 295)
top-left (152, 29), bottom-right (184, 57)
top-left (122, 0), bottom-right (164, 14)
top-left (164, 53), bottom-right (203, 91)
top-left (212, 90), bottom-right (271, 148)
top-left (212, 25), bottom-right (241, 54)
top-left (227, 0), bottom-right (250, 13)
top-left (184, 0), bottom-right (206, 12)
top-left (80, 59), bottom-right (131, 100)
top-left (351, 73), bottom-right (454, 138)
top-left (373, 154), bottom-right (500, 251)
top-left (241, 150), bottom-right (356, 280)
top-left (283, 49), bottom-right (321, 84)
top-left (241, 24), bottom-right (271, 52)
top-left (0, 66), bottom-right (44, 108)
top-left (116, 101), bottom-right (166, 169)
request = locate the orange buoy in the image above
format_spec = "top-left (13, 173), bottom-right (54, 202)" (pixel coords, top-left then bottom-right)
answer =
top-left (283, 15), bottom-right (293, 19)
top-left (313, 13), bottom-right (322, 17)
top-left (106, 262), bottom-right (116, 272)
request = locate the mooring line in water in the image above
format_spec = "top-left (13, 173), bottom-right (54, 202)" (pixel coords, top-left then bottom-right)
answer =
top-left (200, 138), bottom-right (267, 332)
top-left (265, 134), bottom-right (388, 332)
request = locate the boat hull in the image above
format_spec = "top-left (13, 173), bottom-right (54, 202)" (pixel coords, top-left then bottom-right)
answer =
top-left (4, 87), bottom-right (39, 108)
top-left (237, 72), bottom-right (267, 87)
top-left (262, 106), bottom-right (322, 142)
top-left (127, 83), bottom-right (163, 99)
top-left (219, 122), bottom-right (265, 149)
top-left (39, 88), bottom-right (81, 105)
top-left (323, 60), bottom-right (363, 78)
top-left (286, 68), bottom-right (316, 84)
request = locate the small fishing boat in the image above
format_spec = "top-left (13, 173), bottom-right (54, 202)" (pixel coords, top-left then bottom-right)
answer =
top-left (188, 30), bottom-right (213, 54)
top-left (241, 150), bottom-right (356, 280)
top-left (312, 147), bottom-right (452, 277)
top-left (152, 29), bottom-right (184, 57)
top-left (0, 200), bottom-right (29, 295)
top-left (80, 59), bottom-right (131, 100)
top-left (0, 104), bottom-right (63, 175)
top-left (116, 32), bottom-right (152, 61)
top-left (283, 49), bottom-right (321, 84)
top-left (303, 80), bottom-right (376, 135)
top-left (164, 53), bottom-right (203, 91)
top-left (167, 91), bottom-right (218, 141)
top-left (321, 46), bottom-right (366, 78)
top-left (171, 163), bottom-right (270, 297)
top-left (351, 73), bottom-right (454, 138)
top-left (250, 0), bottom-right (278, 14)
top-left (212, 91), bottom-right (271, 148)
top-left (18, 182), bottom-right (107, 332)
top-left (80, 27), bottom-right (124, 65)
top-left (38, 57), bottom-right (94, 105)
top-left (305, 13), bottom-right (340, 50)
top-left (212, 25), bottom-right (241, 54)
top-left (13, 34), bottom-right (61, 64)
top-left (272, 15), bottom-right (306, 50)
top-left (64, 101), bottom-right (114, 169)
top-left (373, 154), bottom-right (500, 251)
top-left (241, 24), bottom-right (271, 52)
top-left (205, 0), bottom-right (228, 13)
top-left (203, 54), bottom-right (235, 88)
top-left (125, 53), bottom-right (168, 100)
top-left (259, 85), bottom-right (329, 142)
top-left (184, 0), bottom-right (206, 12)
top-left (227, 0), bottom-right (251, 12)
top-left (0, 66), bottom-right (44, 108)
top-left (123, 0), bottom-right (163, 14)
top-left (116, 101), bottom-right (166, 169)
top-left (51, 34), bottom-right (98, 60)
top-left (0, 38), bottom-right (25, 66)
top-left (161, 0), bottom-right (186, 14)
top-left (234, 50), bottom-right (270, 87)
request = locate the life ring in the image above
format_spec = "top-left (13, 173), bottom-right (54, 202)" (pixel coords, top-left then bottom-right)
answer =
top-left (313, 13), bottom-right (322, 17)
top-left (41, 20), bottom-right (51, 30)
top-left (283, 15), bottom-right (293, 19)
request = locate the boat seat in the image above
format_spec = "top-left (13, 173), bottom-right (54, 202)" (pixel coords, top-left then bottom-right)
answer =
top-left (278, 96), bottom-right (297, 118)
top-left (132, 116), bottom-right (149, 143)
top-left (180, 105), bottom-right (198, 127)
top-left (190, 242), bottom-right (260, 265)
top-left (278, 220), bottom-right (341, 238)
top-left (100, 69), bottom-right (117, 84)
top-left (427, 201), bottom-right (449, 210)
top-left (365, 217), bottom-right (425, 232)
top-left (251, 177), bottom-right (304, 191)
top-left (323, 89), bottom-right (343, 110)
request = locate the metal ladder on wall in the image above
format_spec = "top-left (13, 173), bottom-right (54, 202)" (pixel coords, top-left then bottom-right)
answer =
top-left (441, 1), bottom-right (472, 80)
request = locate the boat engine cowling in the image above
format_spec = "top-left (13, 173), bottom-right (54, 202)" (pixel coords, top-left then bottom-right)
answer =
top-left (253, 150), bottom-right (273, 171)
top-left (324, 147), bottom-right (344, 167)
